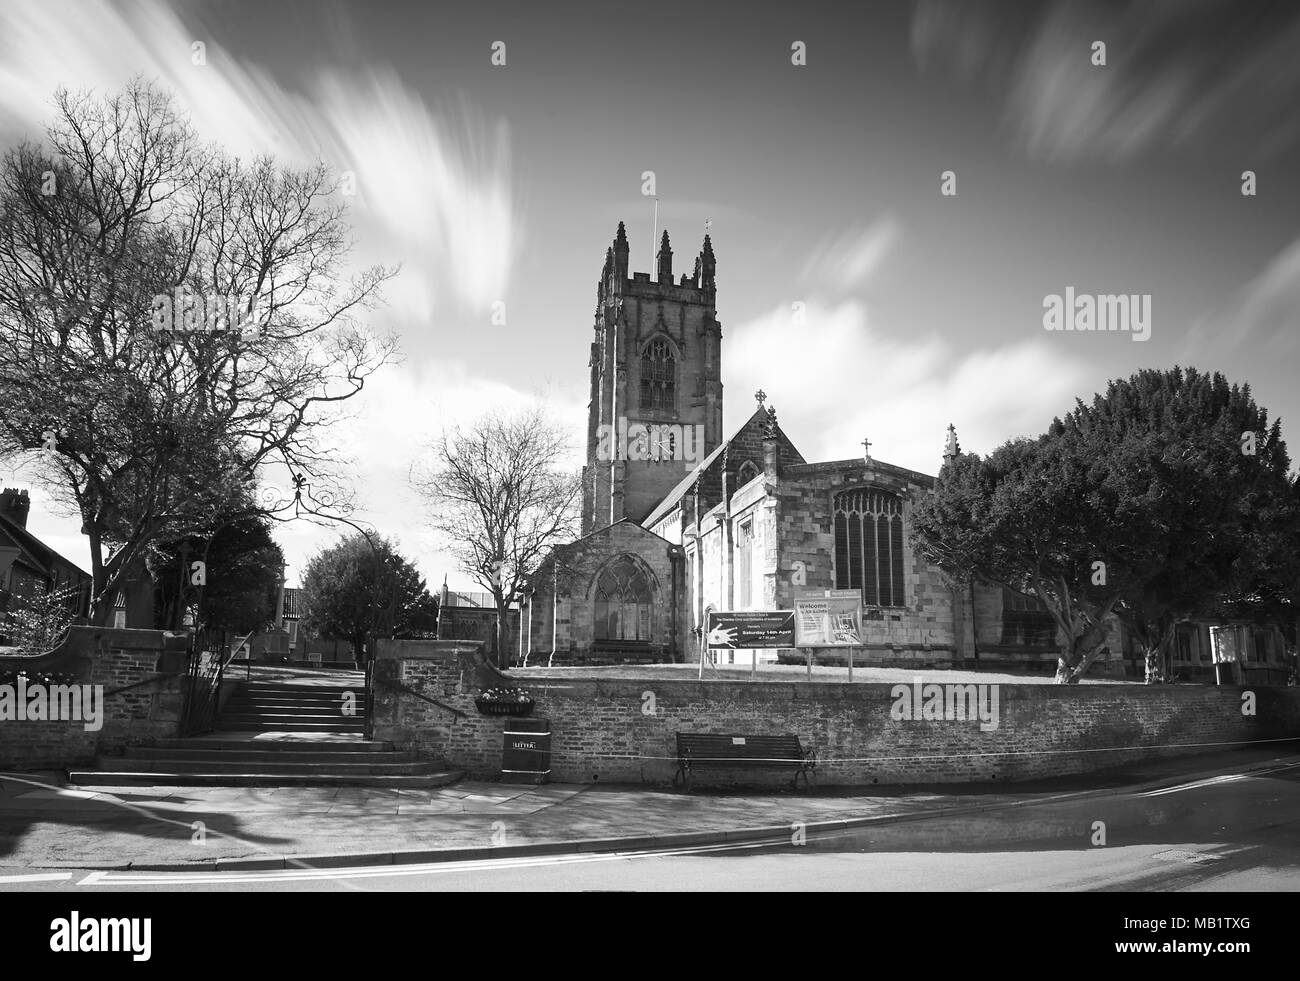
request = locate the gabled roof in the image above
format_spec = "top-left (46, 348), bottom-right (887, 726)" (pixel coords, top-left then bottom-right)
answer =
top-left (0, 510), bottom-right (91, 582)
top-left (526, 518), bottom-right (675, 592)
top-left (641, 441), bottom-right (729, 529)
top-left (641, 407), bottom-right (803, 528)
top-left (548, 517), bottom-right (674, 559)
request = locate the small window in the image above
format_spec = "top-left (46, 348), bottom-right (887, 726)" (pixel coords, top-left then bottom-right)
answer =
top-left (736, 519), bottom-right (753, 608)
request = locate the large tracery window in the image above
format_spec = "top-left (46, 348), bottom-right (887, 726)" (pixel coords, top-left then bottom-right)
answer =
top-left (640, 338), bottom-right (675, 412)
top-left (834, 489), bottom-right (906, 607)
top-left (593, 555), bottom-right (653, 642)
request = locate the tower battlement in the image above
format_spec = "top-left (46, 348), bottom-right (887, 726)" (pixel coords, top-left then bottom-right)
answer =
top-left (583, 221), bottom-right (724, 534)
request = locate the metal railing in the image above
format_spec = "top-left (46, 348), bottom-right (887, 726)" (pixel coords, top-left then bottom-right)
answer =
top-left (363, 657), bottom-right (375, 740)
top-left (179, 629), bottom-right (251, 736)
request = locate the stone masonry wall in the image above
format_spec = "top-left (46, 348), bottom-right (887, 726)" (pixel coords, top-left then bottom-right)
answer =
top-left (0, 626), bottom-right (189, 769)
top-left (372, 639), bottom-right (1300, 788)
top-left (525, 521), bottom-right (685, 664)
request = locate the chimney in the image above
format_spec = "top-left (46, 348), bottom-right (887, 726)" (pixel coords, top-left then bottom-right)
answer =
top-left (0, 488), bottom-right (30, 528)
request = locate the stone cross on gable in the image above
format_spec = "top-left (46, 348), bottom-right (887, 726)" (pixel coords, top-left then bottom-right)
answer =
top-left (755, 388), bottom-right (766, 408)
top-left (705, 217), bottom-right (712, 233)
top-left (862, 437), bottom-right (873, 463)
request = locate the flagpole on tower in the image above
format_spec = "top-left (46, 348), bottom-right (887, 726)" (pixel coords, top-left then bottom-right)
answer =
top-left (651, 196), bottom-right (659, 265)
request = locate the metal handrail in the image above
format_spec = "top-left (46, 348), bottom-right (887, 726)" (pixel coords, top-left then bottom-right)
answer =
top-left (180, 631), bottom-right (247, 736)
top-left (363, 658), bottom-right (375, 740)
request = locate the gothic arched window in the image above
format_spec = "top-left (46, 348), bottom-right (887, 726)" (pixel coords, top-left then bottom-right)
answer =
top-left (640, 337), bottom-right (675, 412)
top-left (736, 460), bottom-right (759, 487)
top-left (833, 489), bottom-right (906, 607)
top-left (593, 555), bottom-right (654, 641)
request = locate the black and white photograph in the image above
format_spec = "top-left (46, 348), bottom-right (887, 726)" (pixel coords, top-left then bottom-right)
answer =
top-left (0, 0), bottom-right (1296, 956)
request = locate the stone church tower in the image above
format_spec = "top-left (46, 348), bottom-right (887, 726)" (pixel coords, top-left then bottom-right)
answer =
top-left (581, 222), bottom-right (724, 534)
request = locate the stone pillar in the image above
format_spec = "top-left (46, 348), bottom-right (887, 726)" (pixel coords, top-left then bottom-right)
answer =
top-left (273, 562), bottom-right (287, 629)
top-left (721, 449), bottom-right (732, 611)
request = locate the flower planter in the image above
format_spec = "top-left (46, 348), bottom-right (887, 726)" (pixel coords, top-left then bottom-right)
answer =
top-left (475, 697), bottom-right (535, 717)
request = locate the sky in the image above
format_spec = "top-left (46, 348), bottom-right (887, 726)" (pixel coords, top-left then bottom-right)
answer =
top-left (0, 0), bottom-right (1297, 590)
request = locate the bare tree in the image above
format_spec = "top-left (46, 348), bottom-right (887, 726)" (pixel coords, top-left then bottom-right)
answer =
top-left (0, 79), bottom-right (397, 623)
top-left (412, 406), bottom-right (581, 666)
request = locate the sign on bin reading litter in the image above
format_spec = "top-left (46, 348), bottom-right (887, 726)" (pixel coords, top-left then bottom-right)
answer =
top-left (794, 590), bottom-right (864, 647)
top-left (706, 611), bottom-right (795, 649)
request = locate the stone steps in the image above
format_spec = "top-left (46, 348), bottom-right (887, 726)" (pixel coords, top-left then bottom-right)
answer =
top-left (65, 679), bottom-right (460, 788)
top-left (80, 757), bottom-right (444, 776)
top-left (66, 770), bottom-right (463, 788)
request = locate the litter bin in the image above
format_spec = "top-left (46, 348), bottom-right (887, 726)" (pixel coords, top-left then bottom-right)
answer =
top-left (501, 717), bottom-right (551, 784)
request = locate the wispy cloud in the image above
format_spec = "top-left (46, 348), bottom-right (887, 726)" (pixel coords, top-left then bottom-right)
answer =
top-left (911, 0), bottom-right (1300, 163)
top-left (0, 0), bottom-right (526, 588)
top-left (0, 0), bottom-right (520, 315)
top-left (301, 359), bottom-right (585, 590)
top-left (1183, 235), bottom-right (1300, 362)
top-left (799, 217), bottom-right (902, 291)
top-left (723, 298), bottom-right (1094, 472)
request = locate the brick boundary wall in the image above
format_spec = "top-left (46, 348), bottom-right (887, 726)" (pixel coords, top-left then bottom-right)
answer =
top-left (374, 639), bottom-right (1300, 787)
top-left (0, 627), bottom-right (189, 770)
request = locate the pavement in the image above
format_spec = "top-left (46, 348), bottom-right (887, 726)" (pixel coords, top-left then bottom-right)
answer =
top-left (0, 745), bottom-right (1296, 872)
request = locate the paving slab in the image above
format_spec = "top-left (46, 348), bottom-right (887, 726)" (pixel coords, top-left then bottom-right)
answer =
top-left (0, 746), bottom-right (1295, 871)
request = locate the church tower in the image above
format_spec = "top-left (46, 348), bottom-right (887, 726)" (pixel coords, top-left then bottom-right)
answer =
top-left (582, 222), bottom-right (724, 534)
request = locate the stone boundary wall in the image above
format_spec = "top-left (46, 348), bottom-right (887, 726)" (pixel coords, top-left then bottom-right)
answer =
top-left (0, 627), bottom-right (189, 770)
top-left (372, 639), bottom-right (1300, 787)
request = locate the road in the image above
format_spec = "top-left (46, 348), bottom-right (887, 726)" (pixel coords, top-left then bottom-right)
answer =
top-left (2, 755), bottom-right (1297, 892)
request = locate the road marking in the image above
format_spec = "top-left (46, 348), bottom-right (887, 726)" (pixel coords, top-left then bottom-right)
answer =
top-left (66, 758), bottom-right (1300, 886)
top-left (0, 872), bottom-right (73, 883)
top-left (1137, 761), bottom-right (1300, 798)
top-left (75, 839), bottom-right (777, 886)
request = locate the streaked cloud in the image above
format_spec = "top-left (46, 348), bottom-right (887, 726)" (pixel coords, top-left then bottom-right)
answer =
top-left (1183, 235), bottom-right (1300, 362)
top-left (0, 0), bottom-right (519, 315)
top-left (799, 217), bottom-right (902, 292)
top-left (723, 298), bottom-right (1094, 472)
top-left (911, 0), bottom-right (1300, 163)
top-left (306, 359), bottom-right (585, 590)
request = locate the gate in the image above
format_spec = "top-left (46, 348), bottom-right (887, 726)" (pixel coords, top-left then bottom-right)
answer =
top-left (179, 628), bottom-right (247, 736)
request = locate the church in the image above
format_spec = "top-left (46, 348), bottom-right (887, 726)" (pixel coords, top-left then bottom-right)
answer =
top-left (517, 224), bottom-right (1111, 673)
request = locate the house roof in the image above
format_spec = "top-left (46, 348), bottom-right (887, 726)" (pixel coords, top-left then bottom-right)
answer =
top-left (0, 510), bottom-right (91, 582)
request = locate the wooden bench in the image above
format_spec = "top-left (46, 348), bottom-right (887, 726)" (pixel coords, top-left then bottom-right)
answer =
top-left (673, 733), bottom-right (816, 790)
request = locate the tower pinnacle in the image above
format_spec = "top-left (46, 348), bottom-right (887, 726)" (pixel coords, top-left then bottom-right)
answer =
top-left (699, 233), bottom-right (716, 290)
top-left (943, 423), bottom-right (960, 464)
top-left (613, 221), bottom-right (629, 278)
top-left (656, 230), bottom-right (673, 283)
